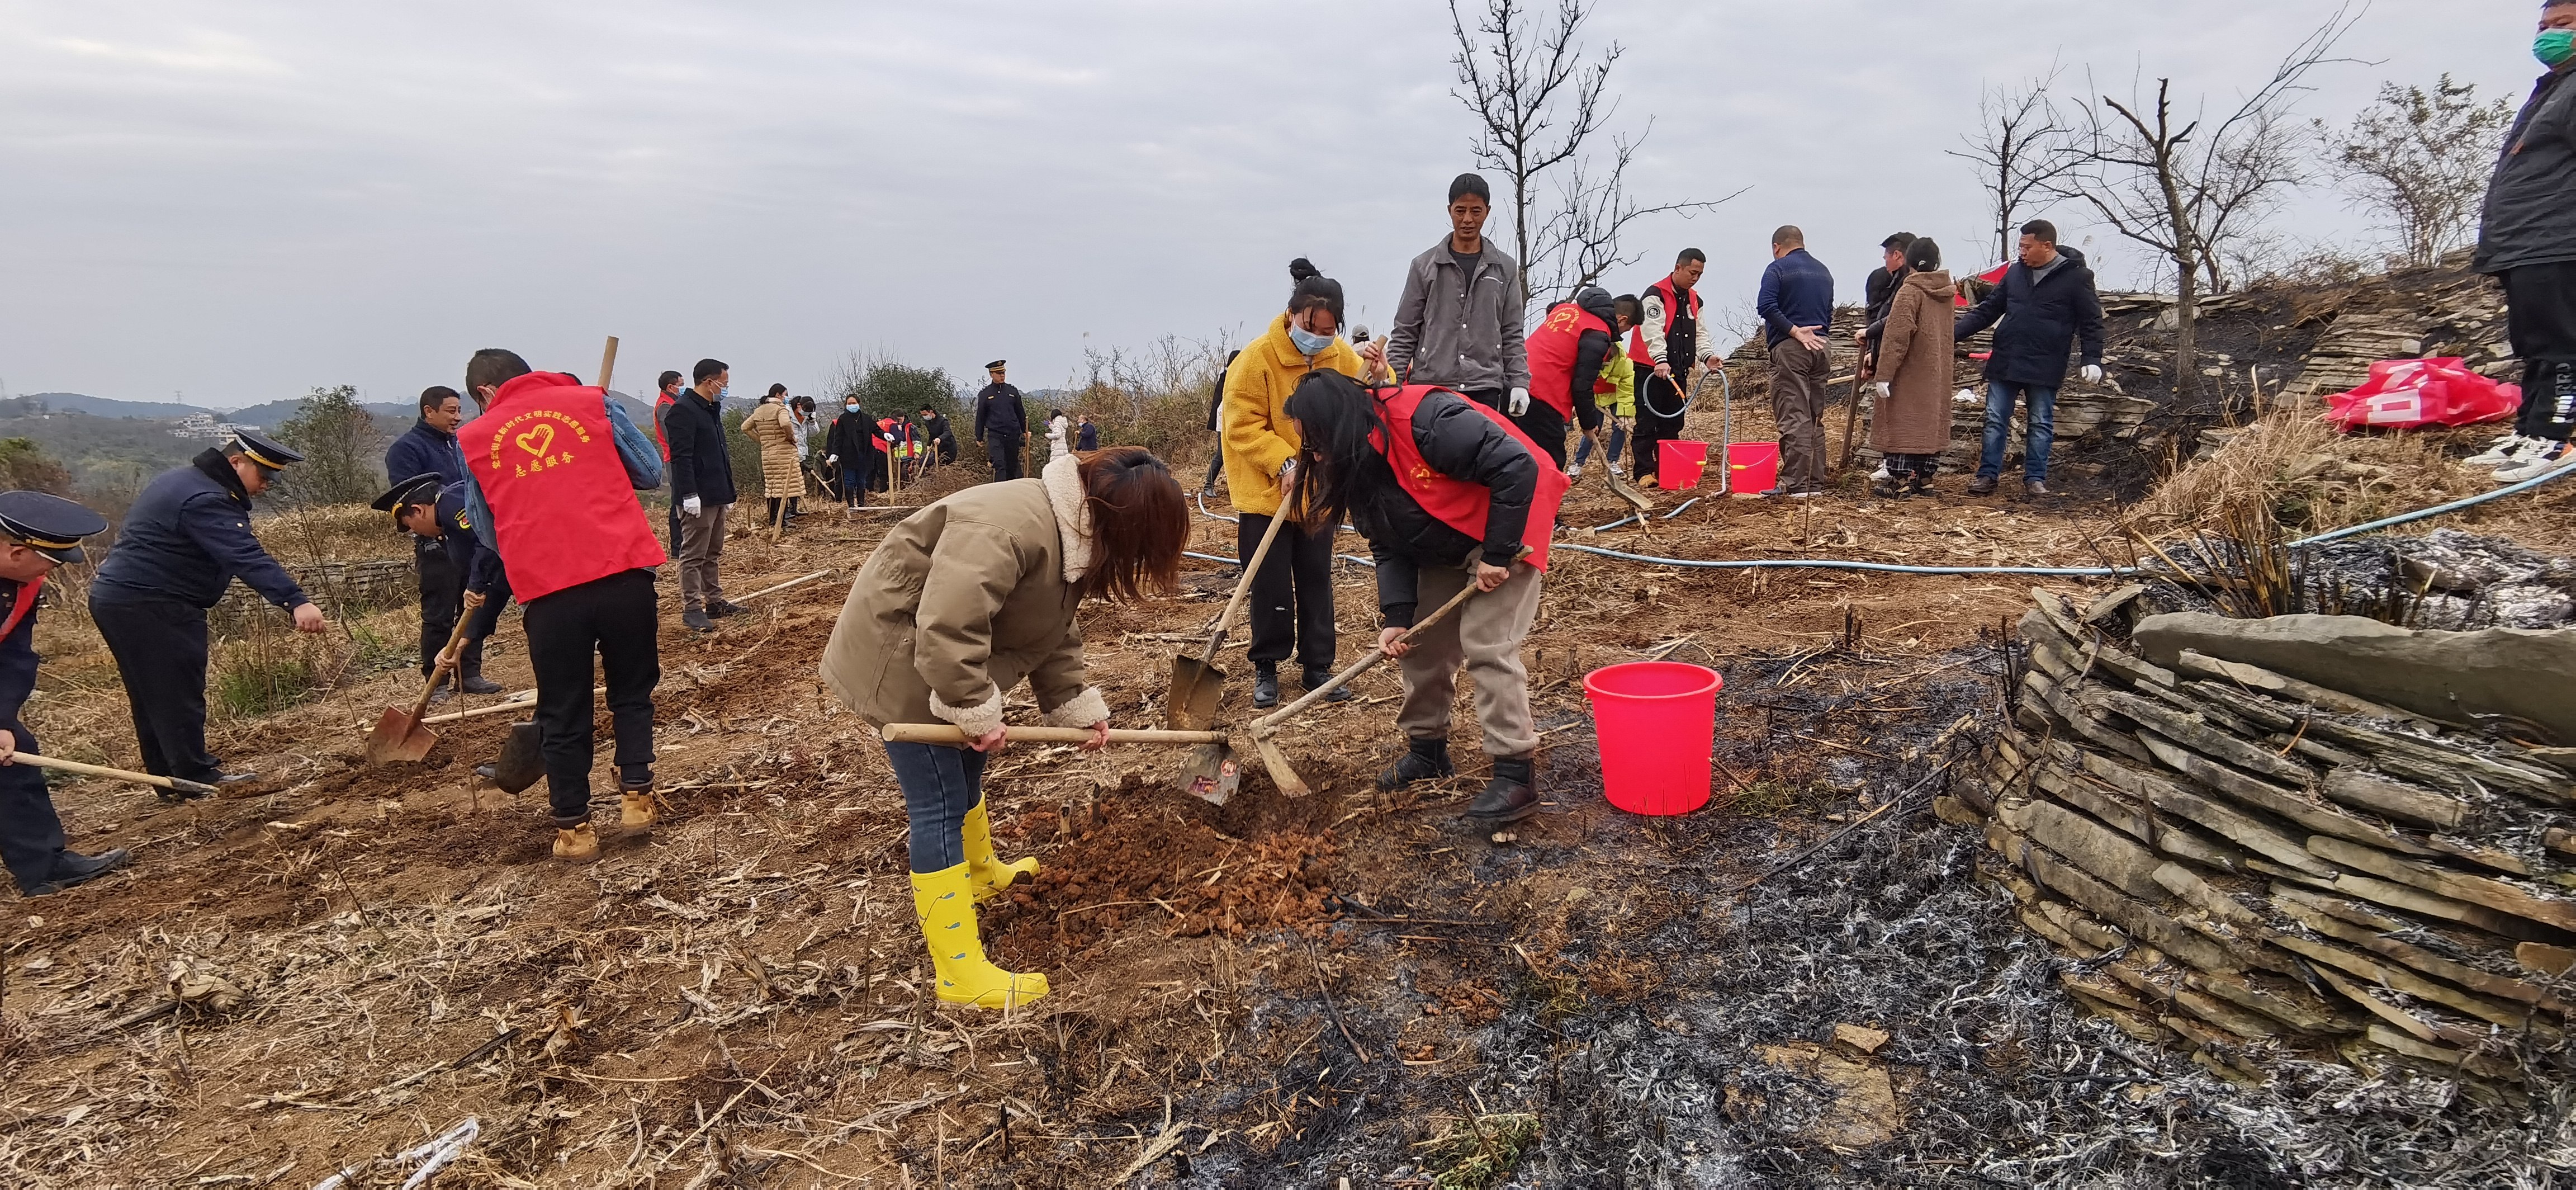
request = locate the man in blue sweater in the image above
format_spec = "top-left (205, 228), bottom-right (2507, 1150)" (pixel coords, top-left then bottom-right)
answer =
top-left (383, 386), bottom-right (498, 695)
top-left (1756, 226), bottom-right (1836, 497)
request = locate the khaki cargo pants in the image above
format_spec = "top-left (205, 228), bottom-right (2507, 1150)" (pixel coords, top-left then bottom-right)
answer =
top-left (1394, 561), bottom-right (1542, 758)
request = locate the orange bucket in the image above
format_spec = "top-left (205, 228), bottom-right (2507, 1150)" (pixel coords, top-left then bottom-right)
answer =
top-left (1658, 440), bottom-right (1709, 489)
top-left (1727, 442), bottom-right (1779, 493)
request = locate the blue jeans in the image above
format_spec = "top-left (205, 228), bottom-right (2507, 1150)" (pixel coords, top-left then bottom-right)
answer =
top-left (1574, 418), bottom-right (1628, 467)
top-left (1979, 382), bottom-right (2057, 482)
top-left (884, 741), bottom-right (987, 873)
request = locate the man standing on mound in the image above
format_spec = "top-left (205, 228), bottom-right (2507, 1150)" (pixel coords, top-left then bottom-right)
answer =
top-left (458, 348), bottom-right (666, 860)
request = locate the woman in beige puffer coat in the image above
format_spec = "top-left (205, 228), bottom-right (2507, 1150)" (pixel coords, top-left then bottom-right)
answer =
top-left (741, 386), bottom-right (805, 525)
top-left (820, 447), bottom-right (1187, 1010)
top-left (1868, 237), bottom-right (1957, 498)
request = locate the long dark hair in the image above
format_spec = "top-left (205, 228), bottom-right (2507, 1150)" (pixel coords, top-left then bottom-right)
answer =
top-left (1282, 371), bottom-right (1386, 533)
top-left (1074, 446), bottom-right (1186, 602)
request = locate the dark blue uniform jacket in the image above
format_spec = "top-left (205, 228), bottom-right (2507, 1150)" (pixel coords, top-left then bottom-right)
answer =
top-left (91, 451), bottom-right (309, 611)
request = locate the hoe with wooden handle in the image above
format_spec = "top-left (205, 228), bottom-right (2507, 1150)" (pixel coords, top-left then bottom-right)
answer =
top-left (12, 752), bottom-right (219, 802)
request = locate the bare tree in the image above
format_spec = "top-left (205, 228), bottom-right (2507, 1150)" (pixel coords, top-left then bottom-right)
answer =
top-left (1447, 0), bottom-right (1620, 309)
top-left (1527, 125), bottom-right (1745, 304)
top-left (2056, 3), bottom-right (2364, 392)
top-left (1949, 63), bottom-right (2086, 265)
top-left (2317, 75), bottom-right (2514, 270)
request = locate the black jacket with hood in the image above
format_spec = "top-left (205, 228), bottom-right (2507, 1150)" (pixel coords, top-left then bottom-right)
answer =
top-left (1954, 246), bottom-right (2106, 389)
top-left (1560, 285), bottom-right (1619, 431)
top-left (2476, 68), bottom-right (2576, 276)
top-left (1352, 389), bottom-right (1541, 627)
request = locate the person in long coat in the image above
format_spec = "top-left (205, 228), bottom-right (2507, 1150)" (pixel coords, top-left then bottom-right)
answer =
top-left (742, 388), bottom-right (805, 526)
top-left (819, 447), bottom-right (1187, 1009)
top-left (1868, 237), bottom-right (1957, 498)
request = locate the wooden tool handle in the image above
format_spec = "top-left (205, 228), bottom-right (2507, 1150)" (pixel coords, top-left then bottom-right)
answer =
top-left (1201, 506), bottom-right (1293, 666)
top-left (598, 335), bottom-right (620, 394)
top-left (407, 613), bottom-right (479, 720)
top-left (1253, 575), bottom-right (1483, 733)
top-left (880, 724), bottom-right (1227, 746)
top-left (13, 752), bottom-right (215, 798)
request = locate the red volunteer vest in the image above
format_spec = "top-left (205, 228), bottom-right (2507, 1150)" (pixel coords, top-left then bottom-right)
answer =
top-left (463, 372), bottom-right (667, 602)
top-left (1525, 301), bottom-right (1613, 419)
top-left (1371, 385), bottom-right (1570, 571)
top-left (1630, 276), bottom-right (1703, 365)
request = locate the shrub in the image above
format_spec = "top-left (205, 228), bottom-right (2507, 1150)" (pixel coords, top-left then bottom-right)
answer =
top-left (274, 385), bottom-right (387, 507)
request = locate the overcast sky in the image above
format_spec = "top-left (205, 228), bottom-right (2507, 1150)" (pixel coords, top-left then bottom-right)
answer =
top-left (0, 1), bottom-right (2553, 410)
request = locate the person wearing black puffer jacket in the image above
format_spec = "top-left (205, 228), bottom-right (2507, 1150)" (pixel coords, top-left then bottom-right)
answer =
top-left (1953, 219), bottom-right (2105, 496)
top-left (1281, 372), bottom-right (1570, 826)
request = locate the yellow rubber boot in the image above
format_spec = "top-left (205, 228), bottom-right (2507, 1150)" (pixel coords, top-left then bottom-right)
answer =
top-left (911, 863), bottom-right (1049, 1009)
top-left (961, 798), bottom-right (1038, 904)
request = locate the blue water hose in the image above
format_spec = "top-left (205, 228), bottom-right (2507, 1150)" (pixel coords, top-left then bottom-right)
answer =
top-left (2287, 461), bottom-right (2576, 546)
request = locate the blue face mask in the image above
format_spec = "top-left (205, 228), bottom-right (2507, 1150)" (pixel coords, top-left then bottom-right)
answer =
top-left (845, 403), bottom-right (860, 413)
top-left (2541, 29), bottom-right (2575, 68)
top-left (1288, 323), bottom-right (1333, 356)
top-left (717, 385), bottom-right (730, 401)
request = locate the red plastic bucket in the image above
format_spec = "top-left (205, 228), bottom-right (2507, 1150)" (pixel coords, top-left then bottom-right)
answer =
top-left (1657, 440), bottom-right (1709, 489)
top-left (1583, 662), bottom-right (1722, 816)
top-left (1727, 442), bottom-right (1779, 493)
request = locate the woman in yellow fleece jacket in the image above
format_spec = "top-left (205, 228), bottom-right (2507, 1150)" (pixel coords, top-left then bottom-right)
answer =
top-left (1221, 258), bottom-right (1377, 708)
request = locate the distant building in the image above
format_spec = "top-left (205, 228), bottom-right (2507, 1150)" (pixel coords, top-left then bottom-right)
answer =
top-left (170, 413), bottom-right (256, 441)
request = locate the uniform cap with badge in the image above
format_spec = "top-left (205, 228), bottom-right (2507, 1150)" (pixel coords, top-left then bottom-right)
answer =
top-left (228, 430), bottom-right (305, 474)
top-left (0, 492), bottom-right (108, 565)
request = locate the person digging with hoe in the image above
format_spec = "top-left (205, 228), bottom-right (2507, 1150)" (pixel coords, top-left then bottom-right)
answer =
top-left (373, 473), bottom-right (512, 698)
top-left (1285, 372), bottom-right (1569, 825)
top-left (460, 348), bottom-right (667, 860)
top-left (0, 493), bottom-right (127, 896)
top-left (821, 446), bottom-right (1188, 1009)
top-left (89, 431), bottom-right (328, 789)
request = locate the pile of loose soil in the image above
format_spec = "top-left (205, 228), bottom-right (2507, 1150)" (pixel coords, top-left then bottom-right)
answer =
top-left (986, 775), bottom-right (1341, 962)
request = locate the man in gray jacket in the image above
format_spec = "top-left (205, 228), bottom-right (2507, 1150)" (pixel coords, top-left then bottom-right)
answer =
top-left (2481, 0), bottom-right (2576, 481)
top-left (1380, 173), bottom-right (1531, 418)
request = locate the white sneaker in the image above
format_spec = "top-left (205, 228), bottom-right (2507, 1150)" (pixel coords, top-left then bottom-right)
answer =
top-left (1568, 464), bottom-right (1585, 478)
top-left (2496, 441), bottom-right (2576, 482)
top-left (2469, 433), bottom-right (2542, 468)
top-left (1869, 463), bottom-right (1892, 482)
top-left (1608, 462), bottom-right (1625, 476)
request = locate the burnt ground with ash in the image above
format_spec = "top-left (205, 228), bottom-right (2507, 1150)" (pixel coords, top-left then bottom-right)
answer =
top-left (2, 392), bottom-right (2573, 1187)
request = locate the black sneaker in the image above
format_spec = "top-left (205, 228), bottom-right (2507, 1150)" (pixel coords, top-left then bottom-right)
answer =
top-left (1966, 476), bottom-right (1998, 496)
top-left (23, 848), bottom-right (131, 896)
top-left (1303, 665), bottom-right (1354, 703)
top-left (1464, 756), bottom-right (1541, 823)
top-left (1376, 736), bottom-right (1455, 791)
top-left (210, 771), bottom-right (258, 787)
top-left (459, 674), bottom-right (504, 696)
top-left (1252, 665), bottom-right (1281, 709)
top-left (683, 608), bottom-right (716, 632)
top-left (706, 599), bottom-right (745, 618)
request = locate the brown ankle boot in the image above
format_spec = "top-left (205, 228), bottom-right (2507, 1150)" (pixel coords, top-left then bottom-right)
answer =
top-left (553, 821), bottom-right (599, 860)
top-left (619, 790), bottom-right (657, 829)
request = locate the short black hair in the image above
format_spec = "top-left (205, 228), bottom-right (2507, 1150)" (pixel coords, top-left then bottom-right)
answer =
top-left (2021, 219), bottom-right (2058, 245)
top-left (693, 358), bottom-right (728, 384)
top-left (919, 405), bottom-right (937, 414)
top-left (1676, 248), bottom-right (1707, 267)
top-left (1772, 225), bottom-right (1805, 249)
top-left (419, 385), bottom-right (461, 413)
top-left (657, 370), bottom-right (683, 391)
top-left (766, 382), bottom-right (788, 398)
top-left (1905, 237), bottom-right (1943, 273)
top-left (1613, 294), bottom-right (1642, 324)
top-left (1447, 173), bottom-right (1490, 205)
top-left (1881, 232), bottom-right (1917, 252)
top-left (465, 349), bottom-right (531, 397)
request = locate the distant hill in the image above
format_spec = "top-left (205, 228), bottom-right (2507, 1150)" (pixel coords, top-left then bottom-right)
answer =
top-left (225, 398), bottom-right (415, 429)
top-left (18, 392), bottom-right (206, 420)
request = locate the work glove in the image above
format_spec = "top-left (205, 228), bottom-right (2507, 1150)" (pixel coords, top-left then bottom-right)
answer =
top-left (1507, 388), bottom-right (1531, 417)
top-left (2081, 365), bottom-right (2105, 384)
top-left (681, 495), bottom-right (702, 516)
top-left (826, 454), bottom-right (838, 464)
top-left (1875, 382), bottom-right (1891, 399)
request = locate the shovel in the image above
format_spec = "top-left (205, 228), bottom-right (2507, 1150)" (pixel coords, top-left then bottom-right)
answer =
top-left (12, 752), bottom-right (220, 802)
top-left (1588, 423), bottom-right (1654, 523)
top-left (362, 614), bottom-right (476, 764)
top-left (1165, 503), bottom-right (1291, 733)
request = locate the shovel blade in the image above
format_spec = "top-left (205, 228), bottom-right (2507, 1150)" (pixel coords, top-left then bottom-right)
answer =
top-left (363, 706), bottom-right (438, 764)
top-left (1178, 742), bottom-right (1240, 806)
top-left (1253, 734), bottom-right (1310, 799)
top-left (489, 721), bottom-right (546, 795)
top-left (1164, 655), bottom-right (1227, 733)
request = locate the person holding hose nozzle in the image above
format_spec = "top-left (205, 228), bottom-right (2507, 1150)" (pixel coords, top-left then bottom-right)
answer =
top-left (1632, 250), bottom-right (1723, 489)
top-left (819, 447), bottom-right (1188, 1009)
top-left (1284, 372), bottom-right (1569, 825)
top-left (1223, 259), bottom-right (1378, 709)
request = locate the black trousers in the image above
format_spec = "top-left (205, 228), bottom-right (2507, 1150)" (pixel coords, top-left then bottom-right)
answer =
top-left (987, 434), bottom-right (1025, 480)
top-left (0, 716), bottom-right (63, 892)
top-left (1516, 402), bottom-right (1570, 469)
top-left (1632, 372), bottom-right (1688, 481)
top-left (416, 541), bottom-right (462, 677)
top-left (1239, 513), bottom-right (1337, 670)
top-left (2508, 263), bottom-right (2576, 440)
top-left (522, 569), bottom-right (660, 821)
top-left (462, 572), bottom-right (514, 667)
top-left (88, 594), bottom-right (220, 781)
